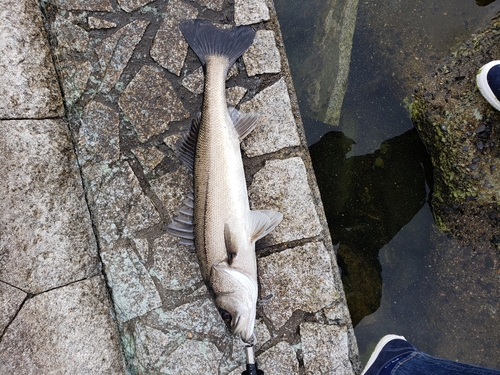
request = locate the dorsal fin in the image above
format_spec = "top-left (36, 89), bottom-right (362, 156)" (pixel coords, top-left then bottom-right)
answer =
top-left (166, 192), bottom-right (195, 248)
top-left (228, 107), bottom-right (259, 141)
top-left (249, 210), bottom-right (283, 243)
top-left (176, 118), bottom-right (200, 171)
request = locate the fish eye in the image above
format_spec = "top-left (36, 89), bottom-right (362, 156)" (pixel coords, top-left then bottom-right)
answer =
top-left (219, 309), bottom-right (232, 323)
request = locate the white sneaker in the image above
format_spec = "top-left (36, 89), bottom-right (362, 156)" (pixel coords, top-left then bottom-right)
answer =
top-left (477, 60), bottom-right (500, 111)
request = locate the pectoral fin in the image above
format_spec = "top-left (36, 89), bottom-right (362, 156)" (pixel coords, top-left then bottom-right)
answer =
top-left (249, 210), bottom-right (283, 243)
top-left (228, 107), bottom-right (259, 141)
top-left (224, 223), bottom-right (238, 265)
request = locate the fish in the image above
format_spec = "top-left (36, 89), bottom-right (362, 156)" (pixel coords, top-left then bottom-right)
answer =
top-left (167, 19), bottom-right (283, 344)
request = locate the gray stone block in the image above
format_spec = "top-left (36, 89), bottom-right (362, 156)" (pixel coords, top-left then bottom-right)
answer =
top-left (0, 119), bottom-right (100, 293)
top-left (150, 0), bottom-right (198, 76)
top-left (300, 322), bottom-right (355, 375)
top-left (258, 242), bottom-right (338, 329)
top-left (241, 78), bottom-right (301, 157)
top-left (226, 86), bottom-right (247, 106)
top-left (161, 339), bottom-right (223, 374)
top-left (118, 0), bottom-right (154, 12)
top-left (51, 15), bottom-right (89, 53)
top-left (194, 0), bottom-right (224, 12)
top-left (258, 341), bottom-right (300, 374)
top-left (0, 281), bottom-right (26, 334)
top-left (0, 277), bottom-right (126, 374)
top-left (88, 161), bottom-right (161, 246)
top-left (149, 234), bottom-right (202, 291)
top-left (132, 146), bottom-right (165, 174)
top-left (234, 0), bottom-right (270, 26)
top-left (118, 65), bottom-right (190, 142)
top-left (58, 59), bottom-right (92, 107)
top-left (95, 20), bottom-right (149, 94)
top-left (54, 0), bottom-right (113, 11)
top-left (88, 17), bottom-right (117, 29)
top-left (78, 100), bottom-right (120, 165)
top-left (243, 30), bottom-right (281, 76)
top-left (249, 157), bottom-right (322, 245)
top-left (0, 0), bottom-right (63, 118)
top-left (147, 299), bottom-right (227, 338)
top-left (150, 165), bottom-right (194, 219)
top-left (101, 243), bottom-right (162, 323)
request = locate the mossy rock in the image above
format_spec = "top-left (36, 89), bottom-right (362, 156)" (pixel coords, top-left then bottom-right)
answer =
top-left (411, 14), bottom-right (500, 242)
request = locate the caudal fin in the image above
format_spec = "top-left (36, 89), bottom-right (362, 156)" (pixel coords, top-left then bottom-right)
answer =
top-left (179, 19), bottom-right (255, 67)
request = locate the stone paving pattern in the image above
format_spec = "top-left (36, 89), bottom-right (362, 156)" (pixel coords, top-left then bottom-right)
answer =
top-left (0, 0), bottom-right (360, 373)
top-left (0, 0), bottom-right (126, 373)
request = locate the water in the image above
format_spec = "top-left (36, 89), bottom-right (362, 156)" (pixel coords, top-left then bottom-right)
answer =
top-left (275, 0), bottom-right (500, 368)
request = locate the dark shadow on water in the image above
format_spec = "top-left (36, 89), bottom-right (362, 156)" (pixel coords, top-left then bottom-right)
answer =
top-left (309, 128), bottom-right (433, 325)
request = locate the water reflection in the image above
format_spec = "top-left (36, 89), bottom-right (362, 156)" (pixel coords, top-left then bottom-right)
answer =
top-left (309, 127), bottom-right (433, 324)
top-left (275, 0), bottom-right (500, 367)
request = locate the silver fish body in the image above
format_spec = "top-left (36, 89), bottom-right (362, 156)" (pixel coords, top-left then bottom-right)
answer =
top-left (169, 20), bottom-right (282, 344)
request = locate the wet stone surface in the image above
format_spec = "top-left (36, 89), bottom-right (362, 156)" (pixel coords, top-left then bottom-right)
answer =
top-left (54, 0), bottom-right (113, 11)
top-left (88, 16), bottom-right (117, 29)
top-left (40, 0), bottom-right (358, 372)
top-left (101, 243), bottom-right (163, 322)
top-left (89, 161), bottom-right (161, 246)
top-left (169, 340), bottom-right (223, 374)
top-left (79, 100), bottom-right (120, 165)
top-left (132, 145), bottom-right (165, 174)
top-left (118, 0), bottom-right (154, 13)
top-left (149, 234), bottom-right (202, 290)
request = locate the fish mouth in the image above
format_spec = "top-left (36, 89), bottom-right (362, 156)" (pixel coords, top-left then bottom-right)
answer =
top-left (232, 309), bottom-right (256, 344)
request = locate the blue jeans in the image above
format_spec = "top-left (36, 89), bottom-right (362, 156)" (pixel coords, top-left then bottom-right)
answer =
top-left (391, 352), bottom-right (500, 375)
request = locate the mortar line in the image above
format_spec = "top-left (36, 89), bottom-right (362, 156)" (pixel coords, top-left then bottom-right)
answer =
top-left (0, 294), bottom-right (30, 343)
top-left (0, 116), bottom-right (63, 121)
top-left (0, 279), bottom-right (29, 294)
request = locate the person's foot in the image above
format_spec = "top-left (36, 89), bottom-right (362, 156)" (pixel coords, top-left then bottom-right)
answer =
top-left (477, 60), bottom-right (500, 111)
top-left (361, 335), bottom-right (416, 375)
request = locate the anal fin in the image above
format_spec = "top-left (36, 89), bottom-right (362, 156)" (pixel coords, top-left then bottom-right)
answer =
top-left (166, 192), bottom-right (195, 248)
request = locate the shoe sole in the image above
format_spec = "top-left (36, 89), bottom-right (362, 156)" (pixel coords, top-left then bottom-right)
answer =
top-left (361, 334), bottom-right (407, 375)
top-left (477, 60), bottom-right (500, 111)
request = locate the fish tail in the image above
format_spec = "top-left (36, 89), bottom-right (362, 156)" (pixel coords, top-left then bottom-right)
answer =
top-left (179, 19), bottom-right (255, 68)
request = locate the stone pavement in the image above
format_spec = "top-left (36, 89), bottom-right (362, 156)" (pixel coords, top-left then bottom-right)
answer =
top-left (0, 0), bottom-right (360, 373)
